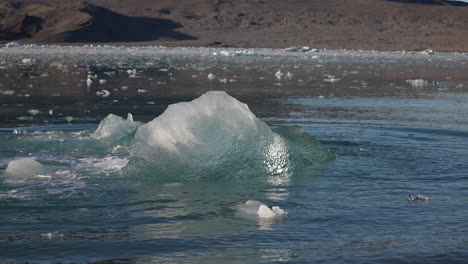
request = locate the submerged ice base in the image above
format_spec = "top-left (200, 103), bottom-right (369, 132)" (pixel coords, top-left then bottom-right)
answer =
top-left (124, 91), bottom-right (334, 180)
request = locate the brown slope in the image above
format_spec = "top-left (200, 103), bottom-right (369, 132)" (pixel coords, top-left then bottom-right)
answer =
top-left (2, 0), bottom-right (468, 51)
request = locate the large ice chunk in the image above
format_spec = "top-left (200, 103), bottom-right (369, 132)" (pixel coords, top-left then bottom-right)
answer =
top-left (126, 91), bottom-right (334, 180)
top-left (5, 158), bottom-right (47, 177)
top-left (92, 113), bottom-right (141, 141)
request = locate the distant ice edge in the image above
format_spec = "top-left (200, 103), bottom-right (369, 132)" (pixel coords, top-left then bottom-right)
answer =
top-left (123, 91), bottom-right (335, 180)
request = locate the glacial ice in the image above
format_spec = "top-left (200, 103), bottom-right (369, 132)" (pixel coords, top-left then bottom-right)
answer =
top-left (125, 91), bottom-right (334, 180)
top-left (91, 113), bottom-right (141, 141)
top-left (236, 200), bottom-right (288, 219)
top-left (5, 158), bottom-right (47, 177)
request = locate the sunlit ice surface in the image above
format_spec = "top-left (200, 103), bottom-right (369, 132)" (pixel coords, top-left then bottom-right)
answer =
top-left (1, 45), bottom-right (468, 263)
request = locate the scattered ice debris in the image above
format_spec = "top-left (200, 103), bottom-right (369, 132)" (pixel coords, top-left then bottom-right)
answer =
top-left (213, 49), bottom-right (263, 57)
top-left (285, 72), bottom-right (293, 80)
top-left (127, 69), bottom-right (137, 78)
top-left (406, 79), bottom-right (427, 88)
top-left (1, 41), bottom-right (24, 48)
top-left (121, 86), bottom-right (128, 90)
top-left (137, 89), bottom-right (147, 93)
top-left (275, 70), bottom-right (284, 80)
top-left (91, 113), bottom-right (141, 141)
top-left (99, 79), bottom-right (107, 84)
top-left (284, 46), bottom-right (319, 52)
top-left (207, 73), bottom-right (216, 80)
top-left (5, 158), bottom-right (47, 178)
top-left (65, 116), bottom-right (73, 123)
top-left (420, 49), bottom-right (435, 55)
top-left (96, 89), bottom-right (111, 97)
top-left (21, 58), bottom-right (32, 64)
top-left (86, 78), bottom-right (93, 87)
top-left (236, 200), bottom-right (288, 219)
top-left (0, 89), bottom-right (15, 95)
top-left (403, 49), bottom-right (435, 55)
top-left (324, 75), bottom-right (340, 83)
top-left (408, 194), bottom-right (429, 202)
top-left (27, 109), bottom-right (40, 115)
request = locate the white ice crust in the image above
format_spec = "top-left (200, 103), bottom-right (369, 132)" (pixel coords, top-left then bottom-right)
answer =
top-left (5, 158), bottom-right (47, 177)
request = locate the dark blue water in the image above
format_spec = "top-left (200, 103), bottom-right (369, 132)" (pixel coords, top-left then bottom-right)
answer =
top-left (1, 46), bottom-right (468, 263)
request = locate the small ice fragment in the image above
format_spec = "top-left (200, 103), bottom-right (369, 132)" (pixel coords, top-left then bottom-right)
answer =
top-left (86, 78), bottom-right (93, 87)
top-left (257, 205), bottom-right (276, 218)
top-left (48, 109), bottom-right (53, 115)
top-left (21, 58), bottom-right (32, 64)
top-left (5, 158), bottom-right (47, 177)
top-left (121, 86), bottom-right (128, 90)
top-left (324, 75), bottom-right (340, 83)
top-left (207, 73), bottom-right (216, 80)
top-left (0, 90), bottom-right (15, 95)
top-left (27, 109), bottom-right (40, 115)
top-left (65, 116), bottom-right (73, 123)
top-left (408, 194), bottom-right (429, 202)
top-left (94, 157), bottom-right (129, 171)
top-left (275, 70), bottom-right (283, 80)
top-left (137, 89), bottom-right (147, 93)
top-left (406, 79), bottom-right (426, 88)
top-left (127, 69), bottom-right (137, 78)
top-left (96, 90), bottom-right (111, 97)
top-left (286, 72), bottom-right (293, 80)
top-left (236, 200), bottom-right (288, 219)
top-left (99, 79), bottom-right (107, 84)
top-left (127, 113), bottom-right (134, 122)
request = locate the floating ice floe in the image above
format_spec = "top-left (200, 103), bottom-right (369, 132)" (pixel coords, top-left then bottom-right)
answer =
top-left (0, 89), bottom-right (15, 95)
top-left (406, 79), bottom-right (427, 88)
top-left (324, 75), bottom-right (340, 83)
top-left (27, 109), bottom-right (40, 115)
top-left (96, 89), bottom-right (111, 97)
top-left (236, 200), bottom-right (288, 219)
top-left (21, 58), bottom-right (32, 64)
top-left (5, 158), bottom-right (48, 178)
top-left (284, 46), bottom-right (319, 52)
top-left (207, 73), bottom-right (216, 80)
top-left (408, 194), bottom-right (429, 202)
top-left (275, 70), bottom-right (283, 80)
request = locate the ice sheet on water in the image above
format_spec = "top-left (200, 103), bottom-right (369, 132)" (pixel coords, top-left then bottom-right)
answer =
top-left (5, 158), bottom-right (47, 178)
top-left (126, 91), bottom-right (334, 180)
top-left (91, 113), bottom-right (141, 141)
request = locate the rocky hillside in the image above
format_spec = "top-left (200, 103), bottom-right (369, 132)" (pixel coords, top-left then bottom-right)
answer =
top-left (2, 0), bottom-right (468, 51)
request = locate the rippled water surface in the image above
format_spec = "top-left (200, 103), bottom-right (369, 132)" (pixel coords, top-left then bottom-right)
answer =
top-left (1, 46), bottom-right (468, 263)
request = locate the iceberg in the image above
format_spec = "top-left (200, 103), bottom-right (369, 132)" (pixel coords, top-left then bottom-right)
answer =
top-left (91, 113), bottom-right (141, 142)
top-left (5, 158), bottom-right (47, 178)
top-left (125, 91), bottom-right (334, 180)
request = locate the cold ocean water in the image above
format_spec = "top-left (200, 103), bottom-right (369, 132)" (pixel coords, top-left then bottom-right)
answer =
top-left (0, 45), bottom-right (468, 263)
